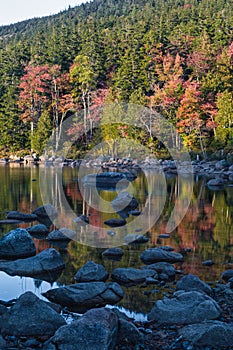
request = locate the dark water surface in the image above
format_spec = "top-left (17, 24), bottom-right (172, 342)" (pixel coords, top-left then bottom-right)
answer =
top-left (0, 164), bottom-right (232, 316)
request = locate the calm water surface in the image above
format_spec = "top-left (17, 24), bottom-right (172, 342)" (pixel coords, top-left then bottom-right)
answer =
top-left (0, 164), bottom-right (232, 315)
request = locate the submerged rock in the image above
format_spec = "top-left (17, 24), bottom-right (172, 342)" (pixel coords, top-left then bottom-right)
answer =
top-left (179, 321), bottom-right (233, 348)
top-left (74, 261), bottom-right (109, 282)
top-left (6, 211), bottom-right (37, 221)
top-left (46, 308), bottom-right (118, 350)
top-left (0, 248), bottom-right (65, 282)
top-left (0, 292), bottom-right (66, 336)
top-left (43, 282), bottom-right (124, 313)
top-left (111, 268), bottom-right (157, 286)
top-left (140, 248), bottom-right (184, 264)
top-left (0, 228), bottom-right (36, 259)
top-left (148, 290), bottom-right (221, 325)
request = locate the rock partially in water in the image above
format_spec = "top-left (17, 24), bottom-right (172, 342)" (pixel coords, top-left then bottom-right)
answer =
top-left (111, 268), bottom-right (158, 286)
top-left (6, 211), bottom-right (37, 221)
top-left (124, 234), bottom-right (148, 244)
top-left (104, 218), bottom-right (126, 227)
top-left (47, 229), bottom-right (71, 242)
top-left (32, 203), bottom-right (58, 219)
top-left (82, 172), bottom-right (136, 189)
top-left (73, 214), bottom-right (89, 225)
top-left (207, 178), bottom-right (225, 187)
top-left (74, 261), bottom-right (109, 282)
top-left (176, 274), bottom-right (212, 295)
top-left (0, 228), bottom-right (36, 259)
top-left (43, 282), bottom-right (124, 313)
top-left (140, 248), bottom-right (184, 264)
top-left (179, 321), bottom-right (233, 348)
top-left (202, 259), bottom-right (215, 266)
top-left (102, 248), bottom-right (124, 260)
top-left (0, 292), bottom-right (66, 336)
top-left (142, 262), bottom-right (176, 282)
top-left (111, 192), bottom-right (138, 212)
top-left (222, 269), bottom-right (233, 282)
top-left (148, 290), bottom-right (221, 325)
top-left (45, 308), bottom-right (118, 350)
top-left (27, 224), bottom-right (49, 235)
top-left (0, 248), bottom-right (65, 282)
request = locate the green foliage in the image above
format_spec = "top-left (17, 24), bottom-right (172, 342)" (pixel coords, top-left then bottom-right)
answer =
top-left (0, 0), bottom-right (233, 155)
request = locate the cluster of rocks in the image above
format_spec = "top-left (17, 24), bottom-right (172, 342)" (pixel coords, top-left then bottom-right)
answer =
top-left (39, 155), bottom-right (233, 184)
top-left (0, 234), bottom-right (233, 349)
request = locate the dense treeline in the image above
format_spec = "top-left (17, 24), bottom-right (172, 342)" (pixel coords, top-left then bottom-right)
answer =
top-left (0, 0), bottom-right (233, 158)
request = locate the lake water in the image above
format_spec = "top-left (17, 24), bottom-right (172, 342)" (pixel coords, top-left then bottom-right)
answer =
top-left (0, 164), bottom-right (232, 316)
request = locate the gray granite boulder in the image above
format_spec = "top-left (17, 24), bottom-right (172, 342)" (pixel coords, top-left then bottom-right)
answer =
top-left (111, 192), bottom-right (138, 212)
top-left (116, 318), bottom-right (143, 347)
top-left (32, 203), bottom-right (58, 219)
top-left (111, 268), bottom-right (157, 286)
top-left (148, 290), bottom-right (221, 325)
top-left (27, 224), bottom-right (49, 235)
top-left (43, 282), bottom-right (124, 313)
top-left (0, 292), bottom-right (66, 336)
top-left (6, 211), bottom-right (37, 221)
top-left (47, 229), bottom-right (71, 242)
top-left (74, 261), bottom-right (109, 282)
top-left (179, 321), bottom-right (233, 348)
top-left (45, 308), bottom-right (118, 350)
top-left (0, 249), bottom-right (65, 281)
top-left (0, 228), bottom-right (36, 259)
top-left (176, 274), bottom-right (212, 295)
top-left (140, 248), bottom-right (184, 264)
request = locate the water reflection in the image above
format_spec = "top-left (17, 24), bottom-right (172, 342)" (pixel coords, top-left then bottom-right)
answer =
top-left (0, 165), bottom-right (232, 313)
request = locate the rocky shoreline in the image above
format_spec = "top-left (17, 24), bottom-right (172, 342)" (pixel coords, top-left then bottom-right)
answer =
top-left (5, 156), bottom-right (233, 188)
top-left (0, 205), bottom-right (232, 349)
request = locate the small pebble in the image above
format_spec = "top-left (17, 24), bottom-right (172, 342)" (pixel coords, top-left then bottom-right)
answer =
top-left (202, 259), bottom-right (215, 266)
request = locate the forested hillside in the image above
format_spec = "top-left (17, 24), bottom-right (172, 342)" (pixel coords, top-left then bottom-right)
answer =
top-left (0, 0), bottom-right (233, 157)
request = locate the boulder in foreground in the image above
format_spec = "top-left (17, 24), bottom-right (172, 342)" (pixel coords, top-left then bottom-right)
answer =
top-left (43, 282), bottom-right (124, 313)
top-left (148, 290), bottom-right (221, 325)
top-left (45, 308), bottom-right (118, 350)
top-left (0, 292), bottom-right (66, 336)
top-left (179, 321), bottom-right (233, 348)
